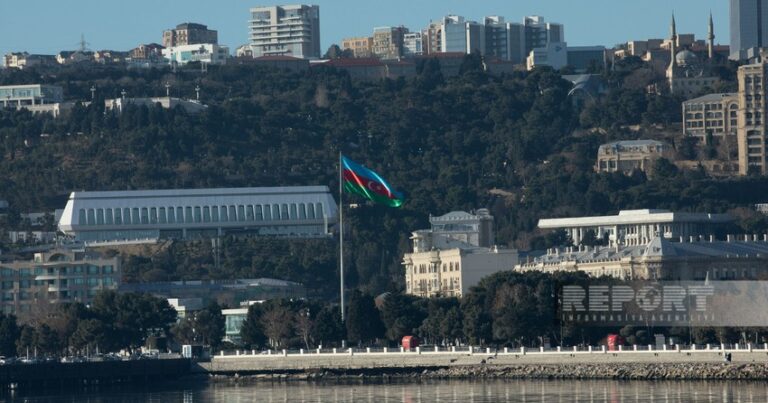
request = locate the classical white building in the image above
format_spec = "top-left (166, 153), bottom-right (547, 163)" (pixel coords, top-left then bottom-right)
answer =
top-left (403, 210), bottom-right (518, 298)
top-left (104, 96), bottom-right (207, 114)
top-left (538, 209), bottom-right (734, 247)
top-left (58, 186), bottom-right (338, 243)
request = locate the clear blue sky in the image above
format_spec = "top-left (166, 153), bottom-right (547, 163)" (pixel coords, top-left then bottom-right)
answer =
top-left (0, 0), bottom-right (728, 56)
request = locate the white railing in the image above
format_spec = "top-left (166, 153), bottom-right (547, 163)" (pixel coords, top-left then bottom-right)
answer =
top-left (214, 343), bottom-right (767, 359)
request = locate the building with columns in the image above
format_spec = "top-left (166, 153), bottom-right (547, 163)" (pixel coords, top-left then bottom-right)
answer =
top-left (402, 209), bottom-right (518, 298)
top-left (538, 209), bottom-right (734, 247)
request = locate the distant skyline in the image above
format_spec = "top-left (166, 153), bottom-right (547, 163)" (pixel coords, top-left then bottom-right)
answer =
top-left (0, 0), bottom-right (728, 57)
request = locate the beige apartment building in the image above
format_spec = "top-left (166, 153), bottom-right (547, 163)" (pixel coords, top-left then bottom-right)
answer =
top-left (595, 140), bottom-right (673, 176)
top-left (372, 26), bottom-right (408, 59)
top-left (682, 93), bottom-right (738, 140)
top-left (162, 23), bottom-right (218, 48)
top-left (0, 248), bottom-right (120, 316)
top-left (737, 60), bottom-right (768, 175)
top-left (402, 210), bottom-right (517, 298)
top-left (341, 36), bottom-right (373, 58)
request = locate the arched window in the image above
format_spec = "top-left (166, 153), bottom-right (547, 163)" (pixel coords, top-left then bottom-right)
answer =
top-left (290, 204), bottom-right (297, 220)
top-left (281, 204), bottom-right (289, 220)
top-left (299, 204), bottom-right (307, 219)
top-left (159, 207), bottom-right (166, 224)
top-left (263, 205), bottom-right (271, 221)
top-left (211, 206), bottom-right (219, 222)
top-left (87, 209), bottom-right (95, 225)
top-left (140, 208), bottom-right (149, 224)
top-left (316, 203), bottom-right (324, 219)
top-left (194, 207), bottom-right (202, 223)
top-left (203, 206), bottom-right (211, 223)
top-left (132, 208), bottom-right (140, 224)
top-left (220, 206), bottom-right (228, 222)
top-left (150, 208), bottom-right (157, 224)
top-left (124, 208), bottom-right (132, 225)
top-left (114, 208), bottom-right (122, 225)
top-left (237, 205), bottom-right (245, 222)
top-left (307, 204), bottom-right (315, 219)
top-left (105, 209), bottom-right (113, 225)
top-left (246, 206), bottom-right (254, 221)
top-left (229, 206), bottom-right (237, 221)
top-left (255, 205), bottom-right (263, 221)
top-left (96, 208), bottom-right (104, 225)
top-left (272, 204), bottom-right (280, 220)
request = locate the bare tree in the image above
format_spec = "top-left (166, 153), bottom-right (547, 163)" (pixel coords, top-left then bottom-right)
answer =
top-left (261, 306), bottom-right (293, 349)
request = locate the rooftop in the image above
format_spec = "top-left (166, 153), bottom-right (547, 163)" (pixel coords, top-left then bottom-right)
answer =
top-left (683, 92), bottom-right (737, 103)
top-left (539, 209), bottom-right (733, 229)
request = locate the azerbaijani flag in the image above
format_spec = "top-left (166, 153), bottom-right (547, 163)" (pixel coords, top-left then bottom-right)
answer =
top-left (341, 155), bottom-right (404, 208)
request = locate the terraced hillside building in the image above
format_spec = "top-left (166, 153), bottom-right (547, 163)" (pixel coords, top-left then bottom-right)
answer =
top-left (0, 248), bottom-right (119, 315)
top-left (58, 186), bottom-right (338, 243)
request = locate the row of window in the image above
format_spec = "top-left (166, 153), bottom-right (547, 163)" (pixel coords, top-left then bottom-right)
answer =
top-left (0, 265), bottom-right (115, 277)
top-left (78, 203), bottom-right (325, 226)
top-left (0, 277), bottom-right (115, 289)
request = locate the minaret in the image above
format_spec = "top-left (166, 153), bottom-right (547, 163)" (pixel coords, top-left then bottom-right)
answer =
top-left (707, 12), bottom-right (715, 60)
top-left (667, 13), bottom-right (678, 93)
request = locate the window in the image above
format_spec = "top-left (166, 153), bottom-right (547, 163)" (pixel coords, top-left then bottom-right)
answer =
top-left (150, 208), bottom-right (157, 224)
top-left (122, 208), bottom-right (130, 225)
top-left (87, 278), bottom-right (100, 286)
top-left (220, 206), bottom-right (229, 222)
top-left (263, 205), bottom-right (271, 220)
top-left (272, 204), bottom-right (280, 220)
top-left (159, 207), bottom-right (166, 224)
top-left (290, 204), bottom-right (297, 220)
top-left (185, 207), bottom-right (193, 223)
top-left (79, 209), bottom-right (86, 225)
top-left (237, 205), bottom-right (245, 221)
top-left (167, 207), bottom-right (176, 224)
top-left (87, 209), bottom-right (95, 225)
top-left (194, 207), bottom-right (202, 223)
top-left (246, 206), bottom-right (254, 221)
top-left (95, 209), bottom-right (104, 225)
top-left (203, 206), bottom-right (211, 223)
top-left (132, 208), bottom-right (140, 224)
top-left (299, 204), bottom-right (307, 219)
top-left (316, 203), bottom-right (324, 219)
top-left (255, 205), bottom-right (263, 221)
top-left (281, 204), bottom-right (289, 220)
top-left (105, 209), bottom-right (113, 225)
top-left (141, 208), bottom-right (149, 224)
top-left (307, 204), bottom-right (315, 219)
top-left (88, 265), bottom-right (100, 275)
top-left (212, 206), bottom-right (219, 222)
top-left (229, 206), bottom-right (237, 221)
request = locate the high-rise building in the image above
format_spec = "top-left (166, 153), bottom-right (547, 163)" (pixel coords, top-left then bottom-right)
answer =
top-left (249, 4), bottom-right (321, 59)
top-left (737, 59), bottom-right (768, 174)
top-left (730, 0), bottom-right (768, 60)
top-left (484, 16), bottom-right (525, 63)
top-left (162, 23), bottom-right (218, 48)
top-left (439, 15), bottom-right (485, 54)
top-left (403, 32), bottom-right (424, 57)
top-left (524, 16), bottom-right (564, 56)
top-left (372, 26), bottom-right (408, 59)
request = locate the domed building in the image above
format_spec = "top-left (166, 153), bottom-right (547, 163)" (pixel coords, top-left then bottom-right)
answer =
top-left (666, 14), bottom-right (719, 97)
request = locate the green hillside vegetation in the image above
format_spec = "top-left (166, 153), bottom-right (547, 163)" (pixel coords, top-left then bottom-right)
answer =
top-left (1, 57), bottom-right (767, 296)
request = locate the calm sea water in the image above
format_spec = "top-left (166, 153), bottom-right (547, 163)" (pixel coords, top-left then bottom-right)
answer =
top-left (4, 379), bottom-right (767, 402)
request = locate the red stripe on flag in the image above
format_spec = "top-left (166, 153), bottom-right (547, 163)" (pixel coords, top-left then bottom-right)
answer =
top-left (343, 169), bottom-right (394, 199)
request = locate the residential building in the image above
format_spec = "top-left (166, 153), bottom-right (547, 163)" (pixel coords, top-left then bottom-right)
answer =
top-left (566, 46), bottom-right (606, 72)
top-left (402, 210), bottom-right (518, 298)
top-left (440, 15), bottom-right (485, 54)
top-left (162, 44), bottom-right (229, 66)
top-left (595, 140), bottom-right (674, 176)
top-left (683, 93), bottom-right (739, 140)
top-left (484, 16), bottom-right (525, 63)
top-left (524, 16), bottom-right (564, 56)
top-left (526, 42), bottom-right (568, 70)
top-left (57, 186), bottom-right (338, 243)
top-left (422, 21), bottom-right (443, 55)
top-left (93, 50), bottom-right (128, 64)
top-left (162, 23), bottom-right (218, 48)
top-left (730, 0), bottom-right (768, 60)
top-left (3, 53), bottom-right (56, 69)
top-left (129, 43), bottom-right (165, 61)
top-left (6, 231), bottom-right (57, 244)
top-left (341, 36), bottom-right (373, 58)
top-left (56, 51), bottom-right (93, 65)
top-left (537, 209), bottom-right (734, 248)
top-left (235, 44), bottom-right (254, 58)
top-left (402, 32), bottom-right (423, 57)
top-left (372, 26), bottom-right (408, 59)
top-left (0, 85), bottom-right (63, 107)
top-left (517, 235), bottom-right (768, 280)
top-left (249, 4), bottom-right (321, 59)
top-left (121, 278), bottom-right (304, 308)
top-left (104, 96), bottom-right (207, 115)
top-left (737, 59), bottom-right (768, 174)
top-left (0, 248), bottom-right (120, 315)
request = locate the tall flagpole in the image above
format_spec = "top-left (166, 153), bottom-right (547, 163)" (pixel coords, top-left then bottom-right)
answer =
top-left (339, 152), bottom-right (345, 322)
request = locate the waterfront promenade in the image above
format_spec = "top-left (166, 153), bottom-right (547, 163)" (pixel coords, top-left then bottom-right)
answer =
top-left (200, 344), bottom-right (768, 375)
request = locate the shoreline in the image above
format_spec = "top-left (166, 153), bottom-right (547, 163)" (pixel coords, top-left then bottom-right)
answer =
top-left (203, 362), bottom-right (768, 383)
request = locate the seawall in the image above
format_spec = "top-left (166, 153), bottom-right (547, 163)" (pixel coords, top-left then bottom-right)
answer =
top-left (197, 346), bottom-right (768, 381)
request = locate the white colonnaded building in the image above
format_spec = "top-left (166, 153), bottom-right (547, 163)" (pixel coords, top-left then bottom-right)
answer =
top-left (57, 186), bottom-right (338, 243)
